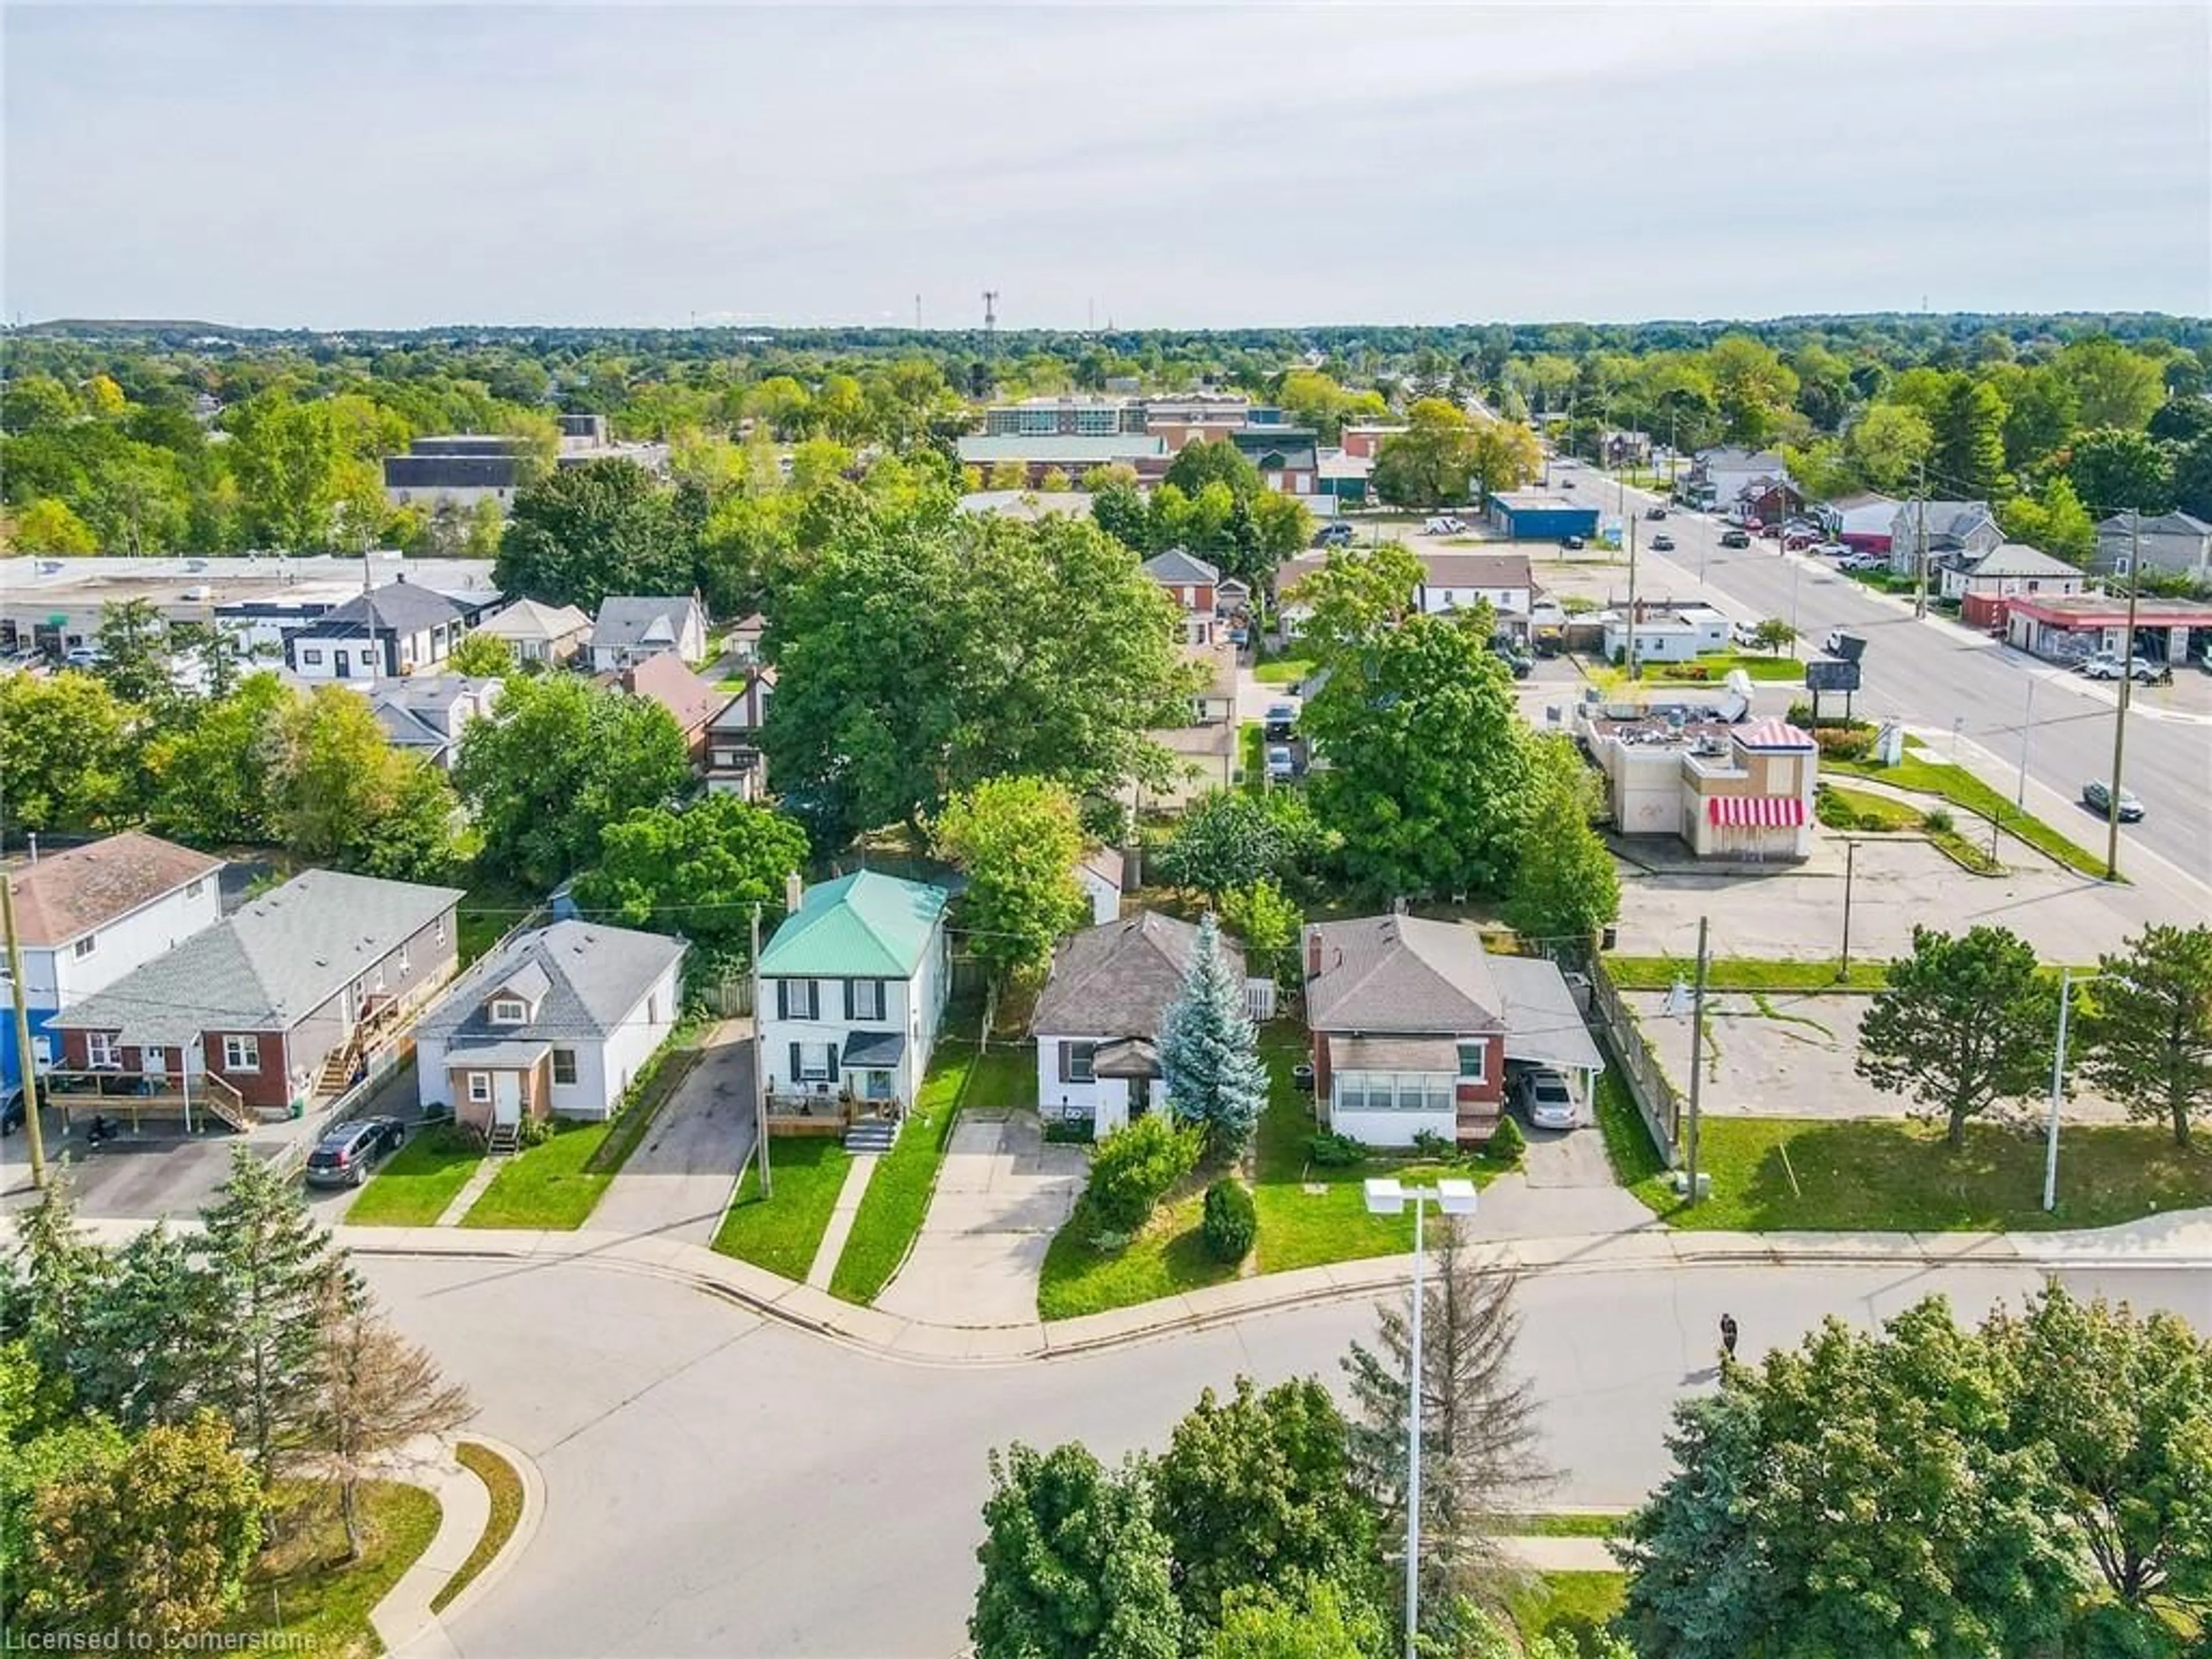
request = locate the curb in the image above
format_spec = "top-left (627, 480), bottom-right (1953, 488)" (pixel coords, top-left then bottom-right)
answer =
top-left (429, 1435), bottom-right (546, 1630)
top-left (372, 1434), bottom-right (547, 1659)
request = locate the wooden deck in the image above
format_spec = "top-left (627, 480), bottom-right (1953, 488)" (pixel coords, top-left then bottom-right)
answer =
top-left (41, 1068), bottom-right (253, 1134)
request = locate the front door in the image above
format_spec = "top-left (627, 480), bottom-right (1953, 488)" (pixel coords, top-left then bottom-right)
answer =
top-left (1130, 1077), bottom-right (1152, 1121)
top-left (492, 1071), bottom-right (522, 1127)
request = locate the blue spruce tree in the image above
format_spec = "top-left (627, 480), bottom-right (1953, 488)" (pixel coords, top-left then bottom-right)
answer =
top-left (1158, 914), bottom-right (1270, 1158)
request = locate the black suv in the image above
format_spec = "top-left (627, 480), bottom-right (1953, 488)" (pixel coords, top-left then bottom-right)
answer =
top-left (1719, 528), bottom-right (1752, 548)
top-left (305, 1116), bottom-right (407, 1187)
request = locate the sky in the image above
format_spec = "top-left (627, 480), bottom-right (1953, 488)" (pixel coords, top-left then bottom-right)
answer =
top-left (5, 1), bottom-right (2209, 331)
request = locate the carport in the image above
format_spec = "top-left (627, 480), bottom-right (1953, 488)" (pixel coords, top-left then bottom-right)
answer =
top-left (1488, 956), bottom-right (1606, 1104)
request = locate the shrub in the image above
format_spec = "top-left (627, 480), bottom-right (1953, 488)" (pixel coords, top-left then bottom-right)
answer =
top-left (1410, 1128), bottom-right (1456, 1160)
top-left (1922, 807), bottom-right (1955, 834)
top-left (1813, 726), bottom-right (1874, 760)
top-left (1086, 1113), bottom-right (1202, 1233)
top-left (1200, 1179), bottom-right (1256, 1263)
top-left (1306, 1131), bottom-right (1366, 1168)
top-left (1043, 1115), bottom-right (1097, 1146)
top-left (517, 1115), bottom-right (555, 1149)
top-left (1486, 1115), bottom-right (1526, 1164)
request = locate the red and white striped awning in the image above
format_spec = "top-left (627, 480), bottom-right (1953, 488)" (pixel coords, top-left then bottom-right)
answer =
top-left (1708, 795), bottom-right (1806, 827)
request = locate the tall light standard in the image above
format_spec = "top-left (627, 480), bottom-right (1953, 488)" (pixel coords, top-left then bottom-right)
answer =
top-left (1363, 1175), bottom-right (1479, 1658)
top-left (2044, 969), bottom-right (2117, 1211)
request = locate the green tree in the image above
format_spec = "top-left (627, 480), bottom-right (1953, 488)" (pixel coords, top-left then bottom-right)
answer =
top-left (986, 459), bottom-right (1029, 491)
top-left (453, 673), bottom-right (692, 888)
top-left (1706, 334), bottom-right (1800, 446)
top-left (1465, 415), bottom-right (1543, 500)
top-left (199, 1147), bottom-right (361, 1488)
top-left (1997, 365), bottom-right (2081, 470)
top-left (1751, 617), bottom-right (1798, 656)
top-left (2058, 336), bottom-right (2166, 431)
top-left (495, 458), bottom-right (697, 611)
top-left (1217, 877), bottom-right (1301, 988)
top-left (0, 671), bottom-right (134, 832)
top-left (1152, 1376), bottom-right (1382, 1632)
top-left (2077, 923), bottom-right (2212, 1149)
top-left (227, 391), bottom-right (365, 551)
top-left (934, 777), bottom-right (1090, 987)
top-left (269, 685), bottom-right (466, 881)
top-left (1372, 399), bottom-right (1476, 509)
top-left (1155, 790), bottom-right (1320, 906)
top-left (1855, 924), bottom-right (2056, 1150)
top-left (1997, 473), bottom-right (2098, 567)
top-left (1281, 542), bottom-right (1423, 665)
top-left (2173, 430), bottom-right (2212, 522)
top-left (1931, 376), bottom-right (2009, 500)
top-left (446, 629), bottom-right (515, 676)
top-left (1300, 616), bottom-right (1533, 900)
top-left (1211, 1581), bottom-right (1391, 1659)
top-left (971, 1441), bottom-right (1183, 1659)
top-left (93, 597), bottom-right (173, 708)
top-left (0, 1351), bottom-right (130, 1622)
top-left (1164, 438), bottom-right (1265, 502)
top-left (762, 507), bottom-right (1190, 842)
top-left (144, 673), bottom-right (291, 847)
top-left (2, 1178), bottom-right (114, 1402)
top-left (17, 1412), bottom-right (262, 1639)
top-left (1092, 479), bottom-right (1150, 549)
top-left (1506, 747), bottom-right (1619, 944)
top-left (1156, 914), bottom-right (1268, 1159)
top-left (2069, 427), bottom-right (2176, 515)
top-left (570, 796), bottom-right (809, 953)
top-left (80, 1225), bottom-right (231, 1433)
top-left (8, 497), bottom-right (99, 554)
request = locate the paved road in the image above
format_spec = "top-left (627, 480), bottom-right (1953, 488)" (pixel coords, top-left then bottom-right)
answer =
top-left (589, 1022), bottom-right (756, 1245)
top-left (369, 1253), bottom-right (2210, 1659)
top-left (1572, 463), bottom-right (2212, 889)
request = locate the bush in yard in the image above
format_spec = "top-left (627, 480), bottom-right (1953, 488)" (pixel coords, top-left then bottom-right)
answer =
top-left (1923, 806), bottom-right (1955, 833)
top-left (1410, 1128), bottom-right (1455, 1160)
top-left (1306, 1131), bottom-right (1365, 1168)
top-left (1812, 726), bottom-right (1873, 760)
top-left (1486, 1115), bottom-right (1525, 1164)
top-left (1085, 1115), bottom-right (1201, 1234)
top-left (1200, 1179), bottom-right (1256, 1263)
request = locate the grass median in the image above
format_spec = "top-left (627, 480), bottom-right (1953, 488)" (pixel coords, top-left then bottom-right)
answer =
top-left (1827, 752), bottom-right (2111, 880)
top-left (1604, 954), bottom-right (1889, 993)
top-left (433, 1442), bottom-right (525, 1614)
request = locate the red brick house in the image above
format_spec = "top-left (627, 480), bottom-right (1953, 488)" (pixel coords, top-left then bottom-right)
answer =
top-left (49, 869), bottom-right (463, 1124)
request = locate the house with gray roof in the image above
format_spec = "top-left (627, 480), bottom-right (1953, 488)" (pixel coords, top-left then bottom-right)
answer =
top-left (1142, 549), bottom-right (1221, 645)
top-left (1303, 914), bottom-right (1603, 1147)
top-left (413, 920), bottom-right (685, 1128)
top-left (2094, 510), bottom-right (2212, 584)
top-left (590, 596), bottom-right (709, 672)
top-left (1887, 501), bottom-right (2002, 578)
top-left (284, 579), bottom-right (493, 681)
top-left (472, 597), bottom-right (592, 666)
top-left (362, 675), bottom-right (502, 769)
top-left (50, 869), bottom-right (463, 1122)
top-left (757, 870), bottom-right (951, 1135)
top-left (1032, 912), bottom-right (1246, 1137)
top-left (1937, 543), bottom-right (2086, 621)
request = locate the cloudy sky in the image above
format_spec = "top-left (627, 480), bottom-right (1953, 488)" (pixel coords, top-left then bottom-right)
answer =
top-left (5, 2), bottom-right (2208, 329)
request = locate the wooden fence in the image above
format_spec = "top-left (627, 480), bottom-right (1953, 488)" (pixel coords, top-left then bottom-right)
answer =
top-left (1583, 954), bottom-right (1682, 1167)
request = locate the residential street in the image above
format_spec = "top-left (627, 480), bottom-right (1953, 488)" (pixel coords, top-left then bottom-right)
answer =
top-left (368, 1251), bottom-right (2211, 1659)
top-left (1571, 465), bottom-right (2212, 889)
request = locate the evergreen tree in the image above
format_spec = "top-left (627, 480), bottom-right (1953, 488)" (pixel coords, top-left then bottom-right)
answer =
top-left (0, 1175), bottom-right (114, 1402)
top-left (82, 1224), bottom-right (232, 1432)
top-left (1931, 376), bottom-right (2008, 500)
top-left (199, 1148), bottom-right (361, 1487)
top-left (1157, 914), bottom-right (1269, 1159)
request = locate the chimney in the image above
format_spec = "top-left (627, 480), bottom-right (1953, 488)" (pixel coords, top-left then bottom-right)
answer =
top-left (784, 871), bottom-right (804, 914)
top-left (1305, 928), bottom-right (1321, 980)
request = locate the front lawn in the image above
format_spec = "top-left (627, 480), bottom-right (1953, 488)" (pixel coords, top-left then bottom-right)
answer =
top-left (711, 1136), bottom-right (853, 1281)
top-left (344, 1129), bottom-right (482, 1227)
top-left (225, 1479), bottom-right (440, 1653)
top-left (1826, 752), bottom-right (2109, 880)
top-left (460, 1118), bottom-right (617, 1229)
top-left (826, 1040), bottom-right (976, 1304)
top-left (1505, 1571), bottom-right (1627, 1655)
top-left (1622, 1115), bottom-right (2212, 1233)
top-left (1037, 1183), bottom-right (1238, 1321)
top-left (1253, 657), bottom-right (1314, 686)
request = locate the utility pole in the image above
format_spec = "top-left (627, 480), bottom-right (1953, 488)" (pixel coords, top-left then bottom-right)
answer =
top-left (2, 870), bottom-right (50, 1191)
top-left (1624, 508), bottom-right (1641, 681)
top-left (751, 902), bottom-right (771, 1198)
top-left (2015, 676), bottom-right (2035, 810)
top-left (1912, 462), bottom-right (1930, 620)
top-left (1683, 916), bottom-right (1709, 1206)
top-left (2104, 512), bottom-right (2142, 882)
top-left (1837, 839), bottom-right (1857, 981)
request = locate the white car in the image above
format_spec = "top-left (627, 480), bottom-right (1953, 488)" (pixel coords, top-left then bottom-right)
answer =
top-left (2078, 653), bottom-right (2164, 683)
top-left (1730, 621), bottom-right (1764, 649)
top-left (1518, 1069), bottom-right (1578, 1131)
top-left (1264, 744), bottom-right (1297, 783)
top-left (1811, 541), bottom-right (1851, 559)
top-left (1423, 514), bottom-right (1467, 536)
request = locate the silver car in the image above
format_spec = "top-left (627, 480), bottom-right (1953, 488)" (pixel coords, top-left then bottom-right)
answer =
top-left (1517, 1069), bottom-right (1578, 1131)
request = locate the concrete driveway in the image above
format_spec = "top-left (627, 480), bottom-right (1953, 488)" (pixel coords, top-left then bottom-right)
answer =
top-left (873, 1108), bottom-right (1086, 1327)
top-left (590, 1021), bottom-right (756, 1245)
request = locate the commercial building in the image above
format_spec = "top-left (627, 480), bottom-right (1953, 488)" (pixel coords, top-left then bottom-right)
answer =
top-left (2003, 593), bottom-right (2212, 666)
top-left (1486, 491), bottom-right (1600, 541)
top-left (1574, 707), bottom-right (1816, 860)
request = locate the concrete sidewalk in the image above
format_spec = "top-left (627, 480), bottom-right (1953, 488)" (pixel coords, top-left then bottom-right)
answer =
top-left (371, 1434), bottom-right (546, 1659)
top-left (252, 1203), bottom-right (2212, 1370)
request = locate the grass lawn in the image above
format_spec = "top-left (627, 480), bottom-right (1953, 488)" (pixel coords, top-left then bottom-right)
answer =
top-left (1622, 1115), bottom-right (2212, 1233)
top-left (1596, 1072), bottom-right (1670, 1190)
top-left (1649, 650), bottom-right (1804, 684)
top-left (1505, 1512), bottom-right (1627, 1539)
top-left (1253, 657), bottom-right (1314, 686)
top-left (1237, 719), bottom-right (1264, 791)
top-left (711, 1136), bottom-right (853, 1280)
top-left (1827, 752), bottom-right (2109, 880)
top-left (456, 872), bottom-right (547, 967)
top-left (965, 1041), bottom-right (1040, 1109)
top-left (226, 1478), bottom-right (440, 1653)
top-left (1037, 1183), bottom-right (1239, 1321)
top-left (1815, 783), bottom-right (1925, 834)
top-left (344, 1130), bottom-right (482, 1227)
top-left (433, 1442), bottom-right (524, 1615)
top-left (826, 1041), bottom-right (976, 1304)
top-left (1604, 953), bottom-right (1889, 993)
top-left (1505, 1570), bottom-right (1627, 1655)
top-left (460, 1118), bottom-right (618, 1229)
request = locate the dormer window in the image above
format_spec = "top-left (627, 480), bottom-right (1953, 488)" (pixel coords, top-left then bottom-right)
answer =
top-left (490, 998), bottom-right (527, 1025)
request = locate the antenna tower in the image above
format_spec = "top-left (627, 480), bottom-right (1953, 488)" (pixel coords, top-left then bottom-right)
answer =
top-left (982, 289), bottom-right (999, 355)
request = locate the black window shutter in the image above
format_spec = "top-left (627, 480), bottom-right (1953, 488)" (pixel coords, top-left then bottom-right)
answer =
top-left (842, 979), bottom-right (853, 1021)
top-left (827, 1041), bottom-right (840, 1077)
top-left (1057, 1041), bottom-right (1070, 1083)
top-left (775, 979), bottom-right (787, 1020)
top-left (788, 1041), bottom-right (802, 1081)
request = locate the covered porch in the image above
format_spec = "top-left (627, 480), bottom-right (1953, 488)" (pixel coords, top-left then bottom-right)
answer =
top-left (447, 1040), bottom-right (553, 1144)
top-left (39, 1067), bottom-right (253, 1134)
top-left (1490, 955), bottom-right (1608, 1109)
top-left (1089, 1036), bottom-right (1162, 1138)
top-left (1324, 1035), bottom-right (1492, 1147)
top-left (766, 1029), bottom-right (908, 1137)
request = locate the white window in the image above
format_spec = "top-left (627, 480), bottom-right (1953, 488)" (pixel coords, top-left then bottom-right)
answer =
top-left (850, 979), bottom-right (886, 1021)
top-left (781, 980), bottom-right (817, 1021)
top-left (552, 1049), bottom-right (577, 1085)
top-left (1064, 1041), bottom-right (1096, 1085)
top-left (185, 878), bottom-right (206, 900)
top-left (467, 1072), bottom-right (491, 1104)
top-left (373, 965), bottom-right (387, 994)
top-left (72, 935), bottom-right (96, 960)
top-left (86, 1032), bottom-right (120, 1070)
top-left (398, 944), bottom-right (412, 976)
top-left (490, 998), bottom-right (527, 1025)
top-left (302, 648), bottom-right (324, 666)
top-left (222, 1035), bottom-right (261, 1072)
top-left (799, 1044), bottom-right (833, 1082)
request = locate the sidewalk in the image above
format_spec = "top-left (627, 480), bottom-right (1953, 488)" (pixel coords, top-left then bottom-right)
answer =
top-left (279, 1204), bottom-right (2212, 1370)
top-left (805, 1152), bottom-right (878, 1289)
top-left (369, 1434), bottom-right (545, 1659)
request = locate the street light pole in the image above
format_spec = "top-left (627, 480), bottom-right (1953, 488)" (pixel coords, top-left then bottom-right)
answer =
top-left (1363, 1175), bottom-right (1478, 1658)
top-left (1838, 840), bottom-right (1857, 981)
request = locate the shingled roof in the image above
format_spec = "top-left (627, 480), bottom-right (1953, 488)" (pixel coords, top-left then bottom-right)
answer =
top-left (1304, 914), bottom-right (1505, 1035)
top-left (3, 834), bottom-right (222, 949)
top-left (1031, 911), bottom-right (1244, 1039)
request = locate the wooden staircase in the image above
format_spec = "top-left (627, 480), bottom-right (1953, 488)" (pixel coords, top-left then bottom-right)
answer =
top-left (486, 1123), bottom-right (520, 1157)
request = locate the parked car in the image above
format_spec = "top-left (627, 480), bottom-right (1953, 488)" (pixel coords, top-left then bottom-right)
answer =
top-left (1423, 514), bottom-right (1467, 535)
top-left (1, 1086), bottom-right (25, 1137)
top-left (2078, 653), bottom-right (2166, 683)
top-left (2081, 778), bottom-right (2145, 821)
top-left (1559, 478), bottom-right (1575, 490)
top-left (1263, 701), bottom-right (1298, 741)
top-left (1488, 638), bottom-right (1533, 679)
top-left (304, 1116), bottom-right (407, 1188)
top-left (1811, 541), bottom-right (1851, 559)
top-left (1650, 533), bottom-right (1675, 552)
top-left (1264, 744), bottom-right (1297, 783)
top-left (1838, 552), bottom-right (1888, 573)
top-left (1313, 521), bottom-right (1356, 547)
top-left (1719, 529), bottom-right (1752, 548)
top-left (1560, 534), bottom-right (1586, 550)
top-left (1644, 506), bottom-right (1667, 520)
top-left (1515, 1069), bottom-right (1578, 1131)
top-left (1730, 620), bottom-right (1763, 649)
top-left (61, 646), bottom-right (103, 668)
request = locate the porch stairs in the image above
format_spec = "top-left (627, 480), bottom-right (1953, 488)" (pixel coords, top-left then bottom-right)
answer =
top-left (486, 1123), bottom-right (520, 1158)
top-left (842, 1118), bottom-right (900, 1154)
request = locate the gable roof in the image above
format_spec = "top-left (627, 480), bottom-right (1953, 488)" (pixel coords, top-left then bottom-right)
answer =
top-left (418, 921), bottom-right (684, 1046)
top-left (759, 870), bottom-right (948, 979)
top-left (1079, 846), bottom-right (1125, 892)
top-left (591, 596), bottom-right (702, 650)
top-left (477, 598), bottom-right (590, 641)
top-left (1734, 717), bottom-right (1816, 752)
top-left (1418, 551), bottom-right (1533, 592)
top-left (295, 582), bottom-right (466, 638)
top-left (1142, 548), bottom-right (1221, 586)
top-left (1894, 501), bottom-right (1995, 539)
top-left (2096, 510), bottom-right (2212, 537)
top-left (1964, 542), bottom-right (2082, 580)
top-left (3, 833), bottom-right (223, 949)
top-left (618, 652), bottom-right (725, 734)
top-left (54, 869), bottom-right (465, 1047)
top-left (1031, 911), bottom-right (1242, 1039)
top-left (1305, 914), bottom-right (1504, 1035)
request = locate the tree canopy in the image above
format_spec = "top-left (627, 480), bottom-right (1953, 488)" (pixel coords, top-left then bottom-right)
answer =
top-left (569, 796), bottom-right (810, 954)
top-left (1856, 924), bottom-right (2056, 1149)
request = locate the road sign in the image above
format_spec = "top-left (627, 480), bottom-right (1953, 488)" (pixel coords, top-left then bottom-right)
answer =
top-left (1806, 658), bottom-right (1862, 694)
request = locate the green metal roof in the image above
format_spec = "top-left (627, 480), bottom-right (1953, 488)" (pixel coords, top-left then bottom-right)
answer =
top-left (758, 870), bottom-right (948, 979)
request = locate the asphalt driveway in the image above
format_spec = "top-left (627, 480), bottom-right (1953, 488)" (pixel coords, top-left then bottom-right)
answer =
top-left (590, 1021), bottom-right (757, 1245)
top-left (873, 1108), bottom-right (1086, 1328)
